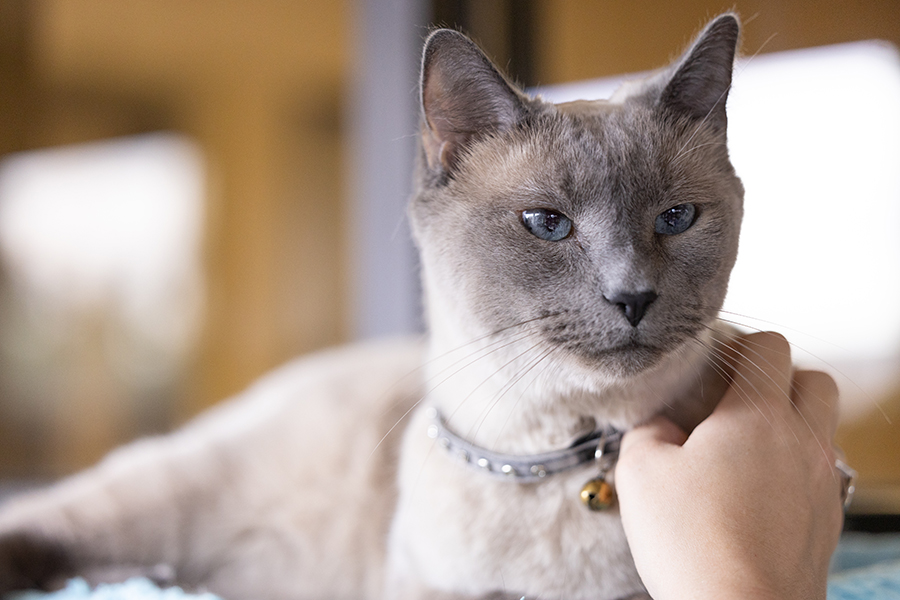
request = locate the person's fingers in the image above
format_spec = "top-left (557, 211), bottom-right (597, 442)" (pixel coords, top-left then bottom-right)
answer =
top-left (719, 331), bottom-right (793, 414)
top-left (791, 369), bottom-right (840, 440)
top-left (617, 416), bottom-right (688, 521)
top-left (620, 415), bottom-right (688, 456)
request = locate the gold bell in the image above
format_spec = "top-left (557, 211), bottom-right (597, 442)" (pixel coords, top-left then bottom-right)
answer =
top-left (580, 476), bottom-right (614, 511)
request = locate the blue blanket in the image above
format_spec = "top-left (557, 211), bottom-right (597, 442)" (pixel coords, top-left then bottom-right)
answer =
top-left (7, 579), bottom-right (220, 600)
top-left (829, 532), bottom-right (900, 599)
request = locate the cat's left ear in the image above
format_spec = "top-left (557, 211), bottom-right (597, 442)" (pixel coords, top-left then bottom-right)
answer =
top-left (658, 13), bottom-right (740, 132)
top-left (419, 29), bottom-right (526, 174)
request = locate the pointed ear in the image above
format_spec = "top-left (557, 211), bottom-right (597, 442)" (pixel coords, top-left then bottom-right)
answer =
top-left (420, 29), bottom-right (525, 174)
top-left (659, 14), bottom-right (740, 131)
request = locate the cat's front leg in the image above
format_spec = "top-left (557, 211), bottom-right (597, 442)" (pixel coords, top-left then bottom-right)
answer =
top-left (0, 433), bottom-right (226, 593)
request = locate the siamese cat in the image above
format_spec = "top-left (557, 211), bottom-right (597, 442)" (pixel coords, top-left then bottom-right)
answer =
top-left (0, 13), bottom-right (744, 600)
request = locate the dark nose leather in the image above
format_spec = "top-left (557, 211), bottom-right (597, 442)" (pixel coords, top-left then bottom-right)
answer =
top-left (605, 291), bottom-right (658, 327)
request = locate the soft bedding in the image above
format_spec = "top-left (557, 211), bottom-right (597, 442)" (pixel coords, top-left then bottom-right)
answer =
top-left (828, 532), bottom-right (900, 599)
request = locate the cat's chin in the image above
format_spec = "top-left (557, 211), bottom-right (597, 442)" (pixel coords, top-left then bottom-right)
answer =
top-left (570, 341), bottom-right (669, 380)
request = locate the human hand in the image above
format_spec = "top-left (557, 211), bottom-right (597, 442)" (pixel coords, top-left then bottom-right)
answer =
top-left (615, 332), bottom-right (844, 600)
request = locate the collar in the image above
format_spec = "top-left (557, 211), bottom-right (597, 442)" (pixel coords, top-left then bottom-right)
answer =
top-left (425, 407), bottom-right (622, 483)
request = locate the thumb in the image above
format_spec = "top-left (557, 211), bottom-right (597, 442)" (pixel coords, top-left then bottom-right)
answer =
top-left (620, 415), bottom-right (689, 456)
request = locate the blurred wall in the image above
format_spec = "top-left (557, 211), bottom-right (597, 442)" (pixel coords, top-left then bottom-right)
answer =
top-left (0, 0), bottom-right (350, 475)
top-left (531, 0), bottom-right (900, 84)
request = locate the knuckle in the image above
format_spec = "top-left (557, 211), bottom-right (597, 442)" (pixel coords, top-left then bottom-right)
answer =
top-left (751, 330), bottom-right (790, 353)
top-left (794, 369), bottom-right (839, 401)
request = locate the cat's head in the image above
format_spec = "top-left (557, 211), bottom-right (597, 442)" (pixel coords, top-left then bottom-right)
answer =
top-left (410, 15), bottom-right (744, 390)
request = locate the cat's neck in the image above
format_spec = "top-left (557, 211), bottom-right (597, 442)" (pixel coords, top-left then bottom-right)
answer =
top-left (422, 304), bottom-right (723, 455)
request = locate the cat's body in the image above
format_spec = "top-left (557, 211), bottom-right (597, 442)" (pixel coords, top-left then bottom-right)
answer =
top-left (0, 14), bottom-right (744, 600)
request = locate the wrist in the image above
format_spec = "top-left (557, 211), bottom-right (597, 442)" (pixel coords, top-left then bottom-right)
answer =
top-left (642, 563), bottom-right (826, 600)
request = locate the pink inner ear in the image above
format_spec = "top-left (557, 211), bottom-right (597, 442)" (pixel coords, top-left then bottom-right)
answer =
top-left (419, 29), bottom-right (525, 174)
top-left (421, 70), bottom-right (446, 170)
top-left (421, 126), bottom-right (451, 172)
top-left (422, 69), bottom-right (466, 172)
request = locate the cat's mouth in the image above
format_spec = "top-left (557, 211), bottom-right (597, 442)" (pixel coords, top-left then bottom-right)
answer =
top-left (593, 341), bottom-right (664, 360)
top-left (571, 340), bottom-right (669, 377)
top-left (539, 316), bottom-right (683, 377)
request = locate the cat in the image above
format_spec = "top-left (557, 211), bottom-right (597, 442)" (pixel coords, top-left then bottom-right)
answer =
top-left (0, 13), bottom-right (743, 600)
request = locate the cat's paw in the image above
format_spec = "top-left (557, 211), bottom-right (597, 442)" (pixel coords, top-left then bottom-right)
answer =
top-left (0, 530), bottom-right (73, 593)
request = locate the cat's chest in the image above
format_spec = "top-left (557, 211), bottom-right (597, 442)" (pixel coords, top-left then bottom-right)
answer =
top-left (389, 409), bottom-right (644, 599)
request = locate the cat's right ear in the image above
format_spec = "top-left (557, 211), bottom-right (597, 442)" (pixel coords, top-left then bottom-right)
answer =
top-left (420, 30), bottom-right (525, 174)
top-left (657, 14), bottom-right (740, 132)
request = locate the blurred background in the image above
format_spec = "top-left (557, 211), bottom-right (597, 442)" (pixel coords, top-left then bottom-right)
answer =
top-left (0, 0), bottom-right (898, 516)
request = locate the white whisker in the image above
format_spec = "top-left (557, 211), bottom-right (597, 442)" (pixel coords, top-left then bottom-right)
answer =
top-left (369, 315), bottom-right (557, 457)
top-left (713, 313), bottom-right (891, 423)
top-left (484, 346), bottom-right (563, 448)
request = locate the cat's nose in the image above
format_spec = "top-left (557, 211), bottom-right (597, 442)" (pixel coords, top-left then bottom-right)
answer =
top-left (605, 291), bottom-right (658, 327)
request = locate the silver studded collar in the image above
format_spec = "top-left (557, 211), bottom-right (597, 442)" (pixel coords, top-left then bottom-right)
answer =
top-left (425, 407), bottom-right (622, 482)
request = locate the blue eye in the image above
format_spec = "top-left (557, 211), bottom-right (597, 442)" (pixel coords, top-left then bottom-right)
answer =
top-left (521, 209), bottom-right (572, 241)
top-left (655, 203), bottom-right (697, 235)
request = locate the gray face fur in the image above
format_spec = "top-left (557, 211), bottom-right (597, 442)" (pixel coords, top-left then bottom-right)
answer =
top-left (412, 15), bottom-right (744, 384)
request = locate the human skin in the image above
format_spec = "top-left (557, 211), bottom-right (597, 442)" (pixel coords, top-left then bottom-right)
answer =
top-left (616, 331), bottom-right (844, 600)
